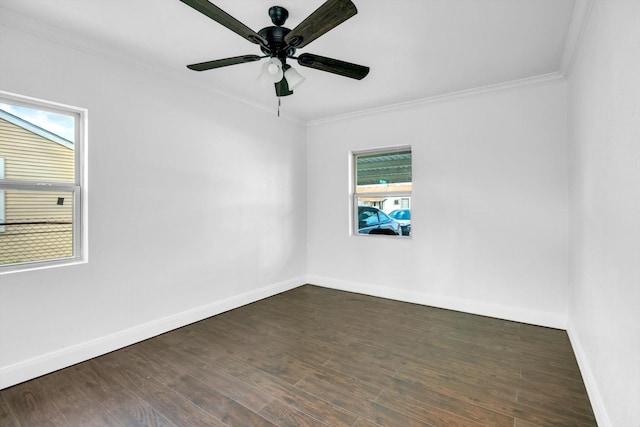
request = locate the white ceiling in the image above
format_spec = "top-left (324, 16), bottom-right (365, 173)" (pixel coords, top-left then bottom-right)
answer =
top-left (0, 0), bottom-right (577, 123)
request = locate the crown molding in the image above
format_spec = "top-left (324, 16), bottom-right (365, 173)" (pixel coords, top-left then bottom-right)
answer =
top-left (307, 72), bottom-right (565, 127)
top-left (1, 3), bottom-right (586, 128)
top-left (307, 0), bottom-right (594, 127)
top-left (0, 7), bottom-right (305, 126)
top-left (560, 0), bottom-right (595, 77)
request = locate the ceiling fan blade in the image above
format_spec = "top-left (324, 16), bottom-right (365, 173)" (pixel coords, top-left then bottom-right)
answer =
top-left (187, 55), bottom-right (262, 71)
top-left (180, 0), bottom-right (268, 47)
top-left (284, 0), bottom-right (357, 49)
top-left (297, 53), bottom-right (369, 80)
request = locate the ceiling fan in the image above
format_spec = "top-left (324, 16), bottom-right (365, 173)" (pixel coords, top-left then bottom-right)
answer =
top-left (179, 0), bottom-right (370, 97)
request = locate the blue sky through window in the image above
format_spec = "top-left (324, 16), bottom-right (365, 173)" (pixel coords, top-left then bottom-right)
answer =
top-left (0, 103), bottom-right (75, 142)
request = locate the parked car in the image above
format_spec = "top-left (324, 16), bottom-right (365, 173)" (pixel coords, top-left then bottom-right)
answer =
top-left (389, 209), bottom-right (411, 236)
top-left (358, 206), bottom-right (402, 236)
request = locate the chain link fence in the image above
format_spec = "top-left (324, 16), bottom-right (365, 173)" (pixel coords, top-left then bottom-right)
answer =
top-left (0, 219), bottom-right (73, 265)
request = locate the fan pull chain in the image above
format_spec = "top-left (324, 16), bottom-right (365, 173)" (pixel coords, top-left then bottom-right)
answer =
top-left (277, 98), bottom-right (281, 117)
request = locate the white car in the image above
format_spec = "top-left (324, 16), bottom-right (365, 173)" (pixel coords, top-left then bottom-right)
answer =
top-left (389, 209), bottom-right (411, 236)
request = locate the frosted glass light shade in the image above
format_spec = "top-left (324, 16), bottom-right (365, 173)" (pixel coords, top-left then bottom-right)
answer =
top-left (284, 66), bottom-right (305, 89)
top-left (258, 58), bottom-right (283, 86)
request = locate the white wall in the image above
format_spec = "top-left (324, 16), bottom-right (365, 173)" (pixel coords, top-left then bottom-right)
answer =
top-left (567, 1), bottom-right (640, 425)
top-left (307, 79), bottom-right (569, 328)
top-left (3, 6), bottom-right (637, 425)
top-left (0, 21), bottom-right (307, 388)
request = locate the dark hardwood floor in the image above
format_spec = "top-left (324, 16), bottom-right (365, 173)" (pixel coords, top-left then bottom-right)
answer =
top-left (0, 285), bottom-right (597, 426)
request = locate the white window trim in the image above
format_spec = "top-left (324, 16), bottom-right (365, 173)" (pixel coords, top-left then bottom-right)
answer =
top-left (350, 146), bottom-right (412, 237)
top-left (0, 91), bottom-right (88, 274)
top-left (0, 158), bottom-right (5, 233)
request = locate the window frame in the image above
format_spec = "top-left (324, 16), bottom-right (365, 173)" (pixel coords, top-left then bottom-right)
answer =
top-left (0, 157), bottom-right (5, 233)
top-left (0, 91), bottom-right (88, 274)
top-left (350, 146), bottom-right (412, 238)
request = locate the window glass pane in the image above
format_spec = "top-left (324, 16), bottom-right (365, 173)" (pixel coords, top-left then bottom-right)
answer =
top-left (0, 158), bottom-right (4, 232)
top-left (358, 207), bottom-right (379, 227)
top-left (1, 92), bottom-right (84, 273)
top-left (355, 197), bottom-right (412, 236)
top-left (388, 205), bottom-right (411, 236)
top-left (0, 103), bottom-right (75, 183)
top-left (356, 196), bottom-right (412, 218)
top-left (355, 150), bottom-right (412, 192)
top-left (0, 189), bottom-right (74, 266)
top-left (353, 147), bottom-right (412, 237)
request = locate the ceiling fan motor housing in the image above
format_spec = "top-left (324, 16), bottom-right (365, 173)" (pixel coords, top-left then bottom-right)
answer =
top-left (258, 23), bottom-right (295, 60)
top-left (180, 0), bottom-right (370, 93)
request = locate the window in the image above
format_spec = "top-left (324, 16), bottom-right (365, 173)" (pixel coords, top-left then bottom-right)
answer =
top-left (0, 92), bottom-right (87, 273)
top-left (353, 147), bottom-right (412, 237)
top-left (0, 158), bottom-right (5, 233)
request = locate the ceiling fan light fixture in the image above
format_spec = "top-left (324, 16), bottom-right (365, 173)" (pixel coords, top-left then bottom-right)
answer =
top-left (181, 0), bottom-right (369, 99)
top-left (258, 57), bottom-right (284, 86)
top-left (267, 62), bottom-right (280, 74)
top-left (284, 66), bottom-right (305, 90)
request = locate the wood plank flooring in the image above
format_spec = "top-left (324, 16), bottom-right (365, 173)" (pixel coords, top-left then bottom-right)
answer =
top-left (0, 285), bottom-right (597, 426)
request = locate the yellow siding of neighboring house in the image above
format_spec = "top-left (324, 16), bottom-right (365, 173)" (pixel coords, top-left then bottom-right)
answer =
top-left (0, 118), bottom-right (74, 182)
top-left (4, 190), bottom-right (72, 220)
top-left (0, 117), bottom-right (74, 265)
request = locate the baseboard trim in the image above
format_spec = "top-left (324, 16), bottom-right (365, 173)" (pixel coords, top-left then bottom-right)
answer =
top-left (566, 320), bottom-right (612, 427)
top-left (306, 275), bottom-right (567, 329)
top-left (0, 276), bottom-right (304, 390)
